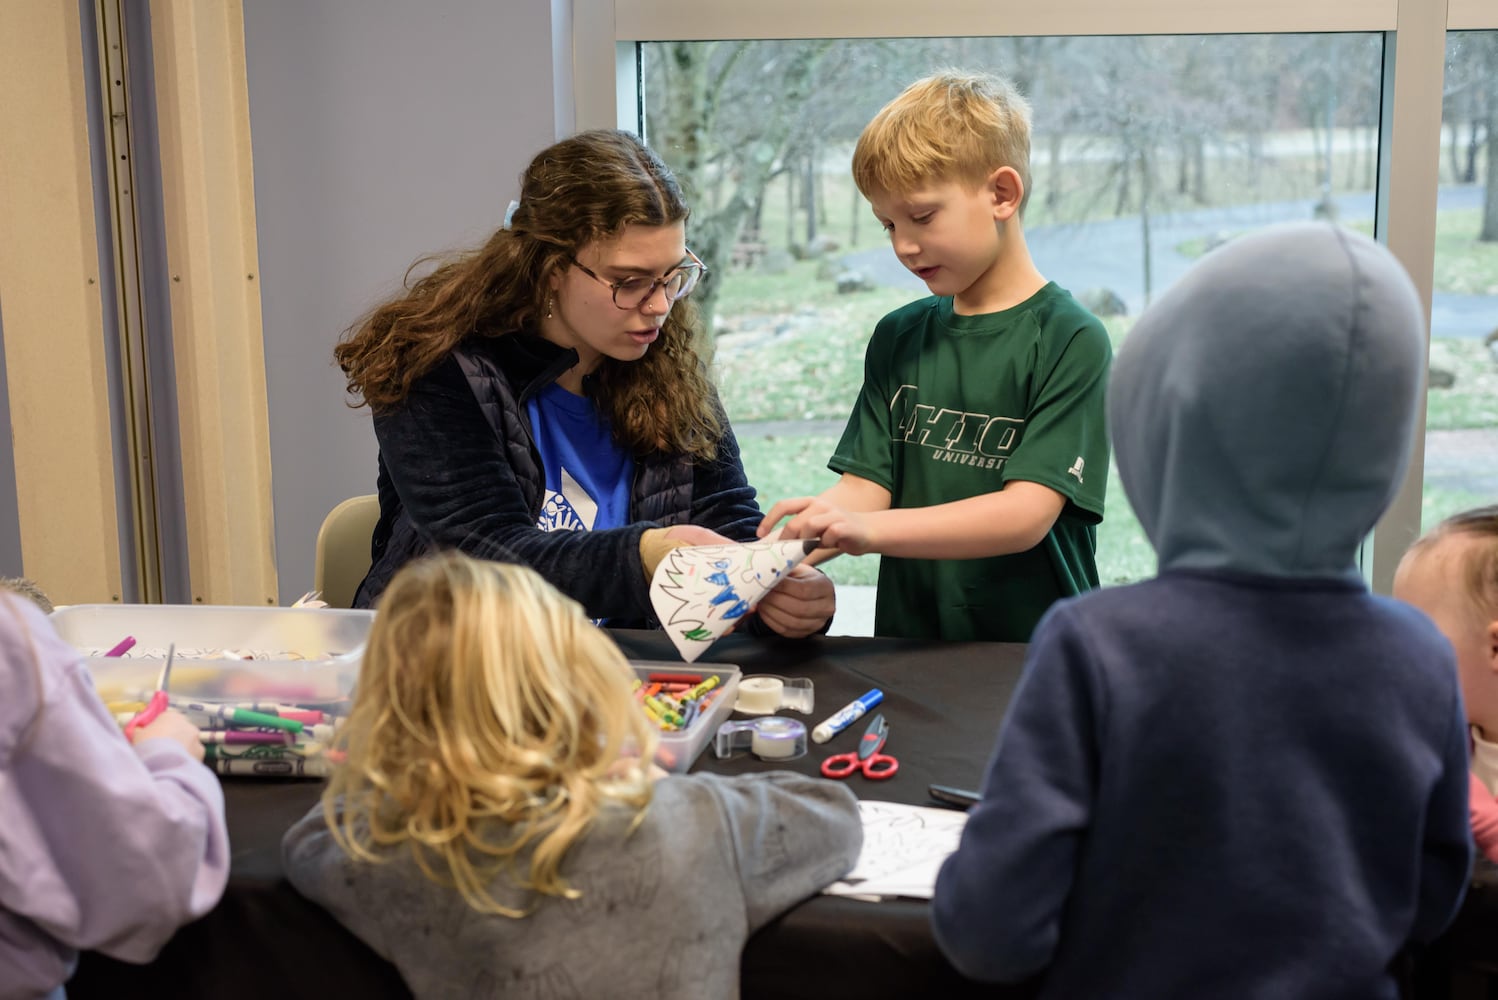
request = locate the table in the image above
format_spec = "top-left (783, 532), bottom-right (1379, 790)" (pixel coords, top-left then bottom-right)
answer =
top-left (70, 630), bottom-right (1037, 999)
top-left (69, 629), bottom-right (1498, 998)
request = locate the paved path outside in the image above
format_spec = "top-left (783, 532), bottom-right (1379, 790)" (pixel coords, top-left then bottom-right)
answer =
top-left (843, 185), bottom-right (1497, 339)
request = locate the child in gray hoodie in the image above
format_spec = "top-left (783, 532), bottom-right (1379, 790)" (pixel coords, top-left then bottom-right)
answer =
top-left (932, 222), bottom-right (1472, 997)
top-left (283, 552), bottom-right (860, 1000)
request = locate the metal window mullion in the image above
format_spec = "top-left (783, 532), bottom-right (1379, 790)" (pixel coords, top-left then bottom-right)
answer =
top-left (95, 0), bottom-right (162, 603)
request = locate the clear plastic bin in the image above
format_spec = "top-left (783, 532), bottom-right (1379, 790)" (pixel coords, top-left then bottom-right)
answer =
top-left (631, 660), bottom-right (741, 773)
top-left (51, 603), bottom-right (373, 709)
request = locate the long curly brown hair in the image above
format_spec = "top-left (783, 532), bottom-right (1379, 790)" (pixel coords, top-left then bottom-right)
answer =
top-left (334, 129), bottom-right (722, 459)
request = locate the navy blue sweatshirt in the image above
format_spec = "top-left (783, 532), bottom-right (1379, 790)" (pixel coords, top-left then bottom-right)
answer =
top-left (932, 222), bottom-right (1472, 997)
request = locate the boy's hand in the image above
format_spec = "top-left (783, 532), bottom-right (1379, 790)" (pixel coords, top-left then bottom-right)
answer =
top-left (755, 563), bottom-right (835, 638)
top-left (760, 496), bottom-right (877, 556)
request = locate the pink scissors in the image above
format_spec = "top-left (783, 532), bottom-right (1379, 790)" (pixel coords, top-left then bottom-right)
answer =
top-left (124, 643), bottom-right (175, 744)
top-left (820, 713), bottom-right (899, 780)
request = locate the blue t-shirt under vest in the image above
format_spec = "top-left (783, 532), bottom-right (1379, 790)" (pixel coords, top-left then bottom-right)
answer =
top-left (527, 383), bottom-right (634, 536)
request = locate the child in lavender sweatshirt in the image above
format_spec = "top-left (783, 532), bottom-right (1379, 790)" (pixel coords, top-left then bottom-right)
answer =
top-left (0, 595), bottom-right (230, 999)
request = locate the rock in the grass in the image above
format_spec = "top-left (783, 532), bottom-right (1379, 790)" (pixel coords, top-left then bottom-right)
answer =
top-left (1079, 287), bottom-right (1128, 317)
top-left (835, 270), bottom-right (875, 294)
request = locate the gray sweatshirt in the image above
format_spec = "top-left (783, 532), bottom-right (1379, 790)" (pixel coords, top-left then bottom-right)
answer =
top-left (283, 770), bottom-right (861, 1000)
top-left (0, 597), bottom-right (230, 999)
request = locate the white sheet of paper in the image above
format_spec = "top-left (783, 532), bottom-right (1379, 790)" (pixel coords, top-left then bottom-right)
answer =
top-left (649, 539), bottom-right (814, 662)
top-left (822, 800), bottom-right (970, 900)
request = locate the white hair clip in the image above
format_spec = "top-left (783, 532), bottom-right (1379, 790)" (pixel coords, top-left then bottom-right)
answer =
top-left (503, 199), bottom-right (520, 229)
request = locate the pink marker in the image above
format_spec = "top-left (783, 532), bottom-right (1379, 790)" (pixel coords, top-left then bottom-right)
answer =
top-left (103, 636), bottom-right (136, 657)
top-left (273, 709), bottom-right (325, 725)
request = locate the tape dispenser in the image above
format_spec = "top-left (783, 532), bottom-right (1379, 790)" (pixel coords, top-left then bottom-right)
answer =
top-left (713, 717), bottom-right (809, 762)
top-left (733, 675), bottom-right (815, 716)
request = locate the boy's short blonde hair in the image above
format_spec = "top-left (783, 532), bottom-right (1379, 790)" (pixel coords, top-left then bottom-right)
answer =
top-left (852, 69), bottom-right (1033, 211)
top-left (1407, 505), bottom-right (1498, 620)
top-left (323, 552), bottom-right (657, 916)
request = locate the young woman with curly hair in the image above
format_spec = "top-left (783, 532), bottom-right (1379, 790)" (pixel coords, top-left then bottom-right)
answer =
top-left (334, 129), bottom-right (833, 636)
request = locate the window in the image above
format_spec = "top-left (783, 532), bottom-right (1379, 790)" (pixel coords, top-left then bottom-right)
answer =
top-left (1424, 29), bottom-right (1498, 532)
top-left (640, 33), bottom-right (1384, 593)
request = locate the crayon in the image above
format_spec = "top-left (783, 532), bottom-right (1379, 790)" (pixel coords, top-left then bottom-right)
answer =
top-left (648, 672), bottom-right (702, 685)
top-left (683, 676), bottom-right (721, 701)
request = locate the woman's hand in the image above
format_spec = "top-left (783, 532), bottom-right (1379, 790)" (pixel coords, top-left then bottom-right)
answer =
top-left (639, 524), bottom-right (738, 581)
top-left (662, 524), bottom-right (735, 547)
top-left (754, 563), bottom-right (835, 639)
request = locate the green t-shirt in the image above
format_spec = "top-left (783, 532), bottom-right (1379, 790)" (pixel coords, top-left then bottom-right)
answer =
top-left (831, 283), bottom-right (1112, 642)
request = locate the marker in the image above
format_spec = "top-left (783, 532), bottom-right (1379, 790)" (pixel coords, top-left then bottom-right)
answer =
top-left (205, 756), bottom-right (332, 778)
top-left (167, 697), bottom-right (303, 734)
top-left (811, 689), bottom-right (884, 744)
top-left (103, 636), bottom-right (137, 657)
top-left (199, 731), bottom-right (293, 746)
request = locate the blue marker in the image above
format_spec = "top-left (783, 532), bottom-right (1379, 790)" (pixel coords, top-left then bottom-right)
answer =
top-left (811, 689), bottom-right (884, 744)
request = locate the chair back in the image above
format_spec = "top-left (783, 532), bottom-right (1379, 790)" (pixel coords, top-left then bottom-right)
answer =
top-left (313, 495), bottom-right (381, 609)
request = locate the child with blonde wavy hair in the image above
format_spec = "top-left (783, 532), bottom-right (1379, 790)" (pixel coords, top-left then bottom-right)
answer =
top-left (283, 552), bottom-right (860, 1000)
top-left (1395, 505), bottom-right (1498, 862)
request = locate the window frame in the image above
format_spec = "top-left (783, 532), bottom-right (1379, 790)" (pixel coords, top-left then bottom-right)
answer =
top-left (571, 0), bottom-right (1498, 594)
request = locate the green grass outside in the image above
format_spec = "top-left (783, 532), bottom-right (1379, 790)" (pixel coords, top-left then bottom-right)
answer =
top-left (722, 281), bottom-right (1491, 589)
top-left (740, 430), bottom-right (1483, 589)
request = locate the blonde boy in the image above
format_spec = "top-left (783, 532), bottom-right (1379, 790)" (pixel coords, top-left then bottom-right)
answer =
top-left (760, 71), bottom-right (1111, 642)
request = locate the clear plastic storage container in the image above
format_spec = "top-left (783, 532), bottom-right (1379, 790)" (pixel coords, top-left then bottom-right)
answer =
top-left (631, 660), bottom-right (741, 773)
top-left (51, 603), bottom-right (373, 709)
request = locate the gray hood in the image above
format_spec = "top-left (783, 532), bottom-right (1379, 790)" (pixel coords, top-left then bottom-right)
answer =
top-left (1108, 222), bottom-right (1425, 577)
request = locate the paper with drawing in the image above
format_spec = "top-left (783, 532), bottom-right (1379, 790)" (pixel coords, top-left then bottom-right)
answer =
top-left (823, 800), bottom-right (970, 900)
top-left (649, 539), bottom-right (815, 662)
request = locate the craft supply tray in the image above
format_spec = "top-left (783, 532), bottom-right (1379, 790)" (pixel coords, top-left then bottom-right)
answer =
top-left (631, 660), bottom-right (740, 773)
top-left (51, 603), bottom-right (374, 708)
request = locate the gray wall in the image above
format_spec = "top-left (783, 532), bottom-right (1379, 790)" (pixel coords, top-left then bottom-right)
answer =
top-left (242, 1), bottom-right (562, 602)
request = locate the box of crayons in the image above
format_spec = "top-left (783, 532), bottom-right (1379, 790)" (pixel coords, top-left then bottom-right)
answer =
top-left (52, 603), bottom-right (375, 779)
top-left (630, 660), bottom-right (741, 774)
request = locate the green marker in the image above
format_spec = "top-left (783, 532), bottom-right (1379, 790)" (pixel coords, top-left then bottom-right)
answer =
top-left (169, 697), bottom-right (304, 734)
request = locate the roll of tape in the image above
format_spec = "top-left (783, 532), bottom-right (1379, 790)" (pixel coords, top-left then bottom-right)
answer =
top-left (749, 717), bottom-right (807, 760)
top-left (714, 717), bottom-right (809, 761)
top-left (736, 676), bottom-right (784, 715)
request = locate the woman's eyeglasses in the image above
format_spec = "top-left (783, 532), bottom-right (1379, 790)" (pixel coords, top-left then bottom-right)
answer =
top-left (569, 248), bottom-right (707, 310)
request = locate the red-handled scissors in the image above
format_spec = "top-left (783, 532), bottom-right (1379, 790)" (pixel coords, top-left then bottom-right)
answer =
top-left (124, 643), bottom-right (175, 744)
top-left (820, 713), bottom-right (899, 780)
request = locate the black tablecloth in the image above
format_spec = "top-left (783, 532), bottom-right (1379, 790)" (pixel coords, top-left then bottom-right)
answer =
top-left (70, 630), bottom-right (1034, 999)
top-left (68, 629), bottom-right (1498, 998)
